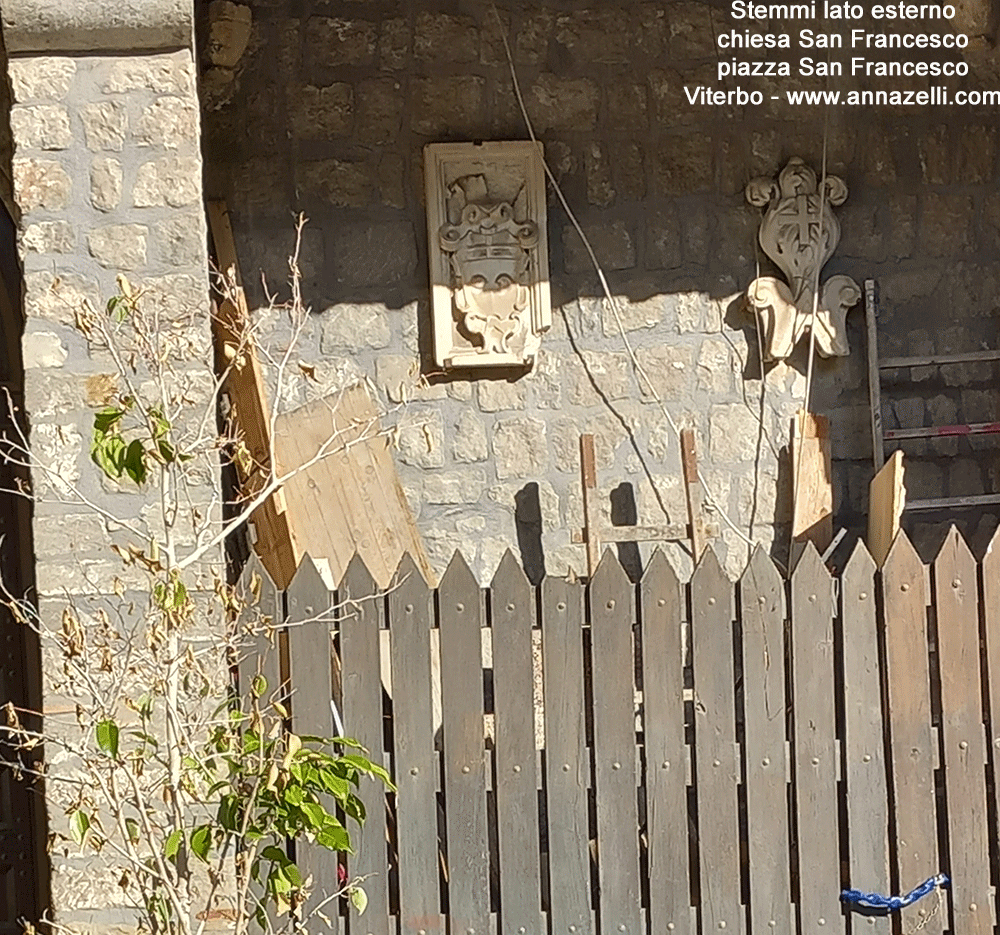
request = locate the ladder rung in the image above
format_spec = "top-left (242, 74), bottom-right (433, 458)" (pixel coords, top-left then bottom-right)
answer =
top-left (880, 350), bottom-right (1000, 368)
top-left (885, 422), bottom-right (1000, 440)
top-left (906, 493), bottom-right (1000, 511)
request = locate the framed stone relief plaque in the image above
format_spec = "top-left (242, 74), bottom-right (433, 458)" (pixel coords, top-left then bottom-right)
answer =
top-left (424, 141), bottom-right (551, 369)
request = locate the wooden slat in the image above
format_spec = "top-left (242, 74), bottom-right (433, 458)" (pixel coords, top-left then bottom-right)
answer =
top-left (739, 547), bottom-right (791, 935)
top-left (589, 552), bottom-right (642, 935)
top-left (387, 554), bottom-right (441, 935)
top-left (790, 544), bottom-right (841, 935)
top-left (286, 556), bottom-right (342, 910)
top-left (541, 575), bottom-right (592, 935)
top-left (933, 529), bottom-right (991, 935)
top-left (865, 280), bottom-right (884, 469)
top-left (791, 411), bottom-right (833, 555)
top-left (880, 349), bottom-right (1000, 368)
top-left (906, 493), bottom-right (1000, 511)
top-left (437, 553), bottom-right (489, 935)
top-left (681, 428), bottom-right (708, 561)
top-left (580, 435), bottom-right (601, 577)
top-left (491, 552), bottom-right (543, 935)
top-left (339, 554), bottom-right (391, 935)
top-left (840, 543), bottom-right (890, 935)
top-left (983, 527), bottom-right (1000, 925)
top-left (690, 549), bottom-right (742, 935)
top-left (272, 387), bottom-right (436, 590)
top-left (867, 449), bottom-right (905, 568)
top-left (642, 550), bottom-right (692, 935)
top-left (881, 533), bottom-right (942, 935)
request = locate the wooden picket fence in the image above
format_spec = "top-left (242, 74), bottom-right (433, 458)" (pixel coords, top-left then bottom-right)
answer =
top-left (237, 527), bottom-right (1000, 935)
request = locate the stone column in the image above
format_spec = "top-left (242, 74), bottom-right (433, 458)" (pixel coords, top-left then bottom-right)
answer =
top-left (1, 0), bottom-right (222, 926)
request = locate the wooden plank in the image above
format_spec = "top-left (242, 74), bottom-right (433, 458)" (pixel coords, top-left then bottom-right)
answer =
top-left (865, 280), bottom-right (884, 469)
top-left (881, 533), bottom-right (941, 935)
top-left (690, 548), bottom-right (742, 935)
top-left (272, 386), bottom-right (436, 589)
top-left (681, 428), bottom-right (708, 561)
top-left (933, 529), bottom-right (991, 935)
top-left (641, 550), bottom-right (692, 935)
top-left (339, 554), bottom-right (391, 935)
top-left (589, 552), bottom-right (642, 935)
top-left (491, 552), bottom-right (543, 935)
top-left (880, 349), bottom-right (1000, 368)
top-left (580, 435), bottom-right (601, 577)
top-left (739, 547), bottom-right (791, 935)
top-left (387, 554), bottom-right (441, 935)
top-left (790, 544), bottom-right (841, 935)
top-left (792, 410), bottom-right (833, 555)
top-left (839, 542), bottom-right (890, 935)
top-left (541, 575), bottom-right (592, 935)
top-left (867, 449), bottom-right (905, 568)
top-left (885, 421), bottom-right (1000, 440)
top-left (437, 553), bottom-right (489, 935)
top-left (906, 493), bottom-right (1000, 511)
top-left (983, 527), bottom-right (1000, 928)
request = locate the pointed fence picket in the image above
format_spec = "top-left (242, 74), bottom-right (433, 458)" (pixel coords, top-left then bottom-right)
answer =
top-left (233, 529), bottom-right (1000, 935)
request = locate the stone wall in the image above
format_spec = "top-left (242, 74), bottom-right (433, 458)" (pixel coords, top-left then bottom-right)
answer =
top-left (3, 14), bottom-right (224, 925)
top-left (202, 0), bottom-right (1000, 578)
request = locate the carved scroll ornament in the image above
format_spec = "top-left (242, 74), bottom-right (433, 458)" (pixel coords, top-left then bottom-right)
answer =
top-left (425, 142), bottom-right (551, 369)
top-left (745, 157), bottom-right (860, 362)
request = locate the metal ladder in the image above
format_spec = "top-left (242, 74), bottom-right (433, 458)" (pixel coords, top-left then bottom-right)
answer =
top-left (865, 278), bottom-right (1000, 511)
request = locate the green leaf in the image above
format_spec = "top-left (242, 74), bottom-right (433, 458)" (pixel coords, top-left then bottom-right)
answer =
top-left (251, 674), bottom-right (267, 698)
top-left (123, 439), bottom-right (147, 484)
top-left (316, 824), bottom-right (351, 853)
top-left (300, 802), bottom-right (328, 831)
top-left (163, 829), bottom-right (183, 861)
top-left (190, 825), bottom-right (212, 863)
top-left (96, 719), bottom-right (120, 758)
top-left (350, 887), bottom-right (368, 916)
top-left (69, 810), bottom-right (90, 846)
top-left (92, 434), bottom-right (127, 479)
top-left (283, 862), bottom-right (303, 888)
top-left (172, 578), bottom-right (187, 608)
top-left (93, 407), bottom-right (126, 435)
top-left (260, 845), bottom-right (286, 862)
top-left (125, 817), bottom-right (140, 844)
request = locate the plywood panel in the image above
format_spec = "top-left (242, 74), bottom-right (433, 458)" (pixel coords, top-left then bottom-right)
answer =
top-left (792, 411), bottom-right (833, 555)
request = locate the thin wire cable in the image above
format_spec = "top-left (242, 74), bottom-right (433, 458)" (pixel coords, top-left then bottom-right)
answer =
top-left (491, 5), bottom-right (760, 555)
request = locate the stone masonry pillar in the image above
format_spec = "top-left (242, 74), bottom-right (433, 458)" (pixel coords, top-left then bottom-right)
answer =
top-left (0, 0), bottom-right (222, 926)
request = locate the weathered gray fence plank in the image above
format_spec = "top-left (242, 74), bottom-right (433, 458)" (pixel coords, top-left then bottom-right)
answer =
top-left (339, 554), bottom-right (391, 935)
top-left (739, 547), bottom-right (791, 935)
top-left (237, 552), bottom-right (283, 707)
top-left (790, 545), bottom-right (841, 935)
top-left (983, 527), bottom-right (1000, 923)
top-left (881, 534), bottom-right (942, 935)
top-left (287, 556), bottom-right (342, 915)
top-left (839, 543), bottom-right (890, 935)
top-left (641, 550), bottom-right (691, 935)
top-left (388, 553), bottom-right (441, 935)
top-left (691, 548), bottom-right (742, 935)
top-left (491, 551), bottom-right (543, 935)
top-left (541, 574), bottom-right (592, 935)
top-left (933, 529), bottom-right (991, 935)
top-left (437, 553), bottom-right (489, 935)
top-left (590, 551), bottom-right (642, 935)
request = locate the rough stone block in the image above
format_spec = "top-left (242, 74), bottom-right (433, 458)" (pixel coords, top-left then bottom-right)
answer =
top-left (607, 83), bottom-right (648, 131)
top-left (411, 75), bottom-right (486, 136)
top-left (564, 351), bottom-right (632, 405)
top-left (414, 12), bottom-right (478, 61)
top-left (134, 96), bottom-right (198, 149)
top-left (674, 291), bottom-right (723, 334)
top-left (957, 125), bottom-right (995, 183)
top-left (299, 158), bottom-right (374, 207)
top-left (646, 209), bottom-right (682, 269)
top-left (81, 101), bottom-right (128, 152)
top-left (550, 417), bottom-right (582, 474)
top-left (13, 157), bottom-right (71, 211)
top-left (378, 152), bottom-right (406, 209)
top-left (206, 0), bottom-right (252, 68)
top-left (919, 193), bottom-right (974, 256)
top-left (554, 10), bottom-right (634, 63)
top-left (102, 56), bottom-right (195, 94)
top-left (10, 103), bottom-right (72, 149)
top-left (332, 222), bottom-right (416, 286)
top-left (515, 10), bottom-right (552, 63)
top-left (320, 303), bottom-right (390, 352)
top-left (158, 213), bottom-right (205, 267)
top-left (527, 74), bottom-right (599, 133)
top-left (24, 270), bottom-right (100, 325)
top-left (697, 338), bottom-right (737, 394)
top-left (633, 344), bottom-right (694, 401)
top-left (379, 18), bottom-right (410, 68)
top-left (356, 78), bottom-right (404, 144)
top-left (396, 409), bottom-right (445, 468)
top-left (477, 380), bottom-right (526, 412)
top-left (527, 348), bottom-right (562, 409)
top-left (289, 83), bottom-right (353, 139)
top-left (306, 16), bottom-right (377, 66)
top-left (493, 417), bottom-right (548, 479)
top-left (23, 330), bottom-right (67, 368)
top-left (424, 469), bottom-right (487, 504)
top-left (31, 422), bottom-right (81, 495)
top-left (665, 1), bottom-right (718, 57)
top-left (87, 224), bottom-right (148, 270)
top-left (453, 410), bottom-right (488, 462)
top-left (90, 156), bottom-right (123, 211)
top-left (22, 220), bottom-right (74, 254)
top-left (563, 221), bottom-right (634, 273)
top-left (584, 143), bottom-right (614, 207)
top-left (651, 133), bottom-right (713, 194)
top-left (9, 57), bottom-right (76, 101)
top-left (133, 155), bottom-right (201, 207)
top-left (984, 191), bottom-right (1000, 251)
